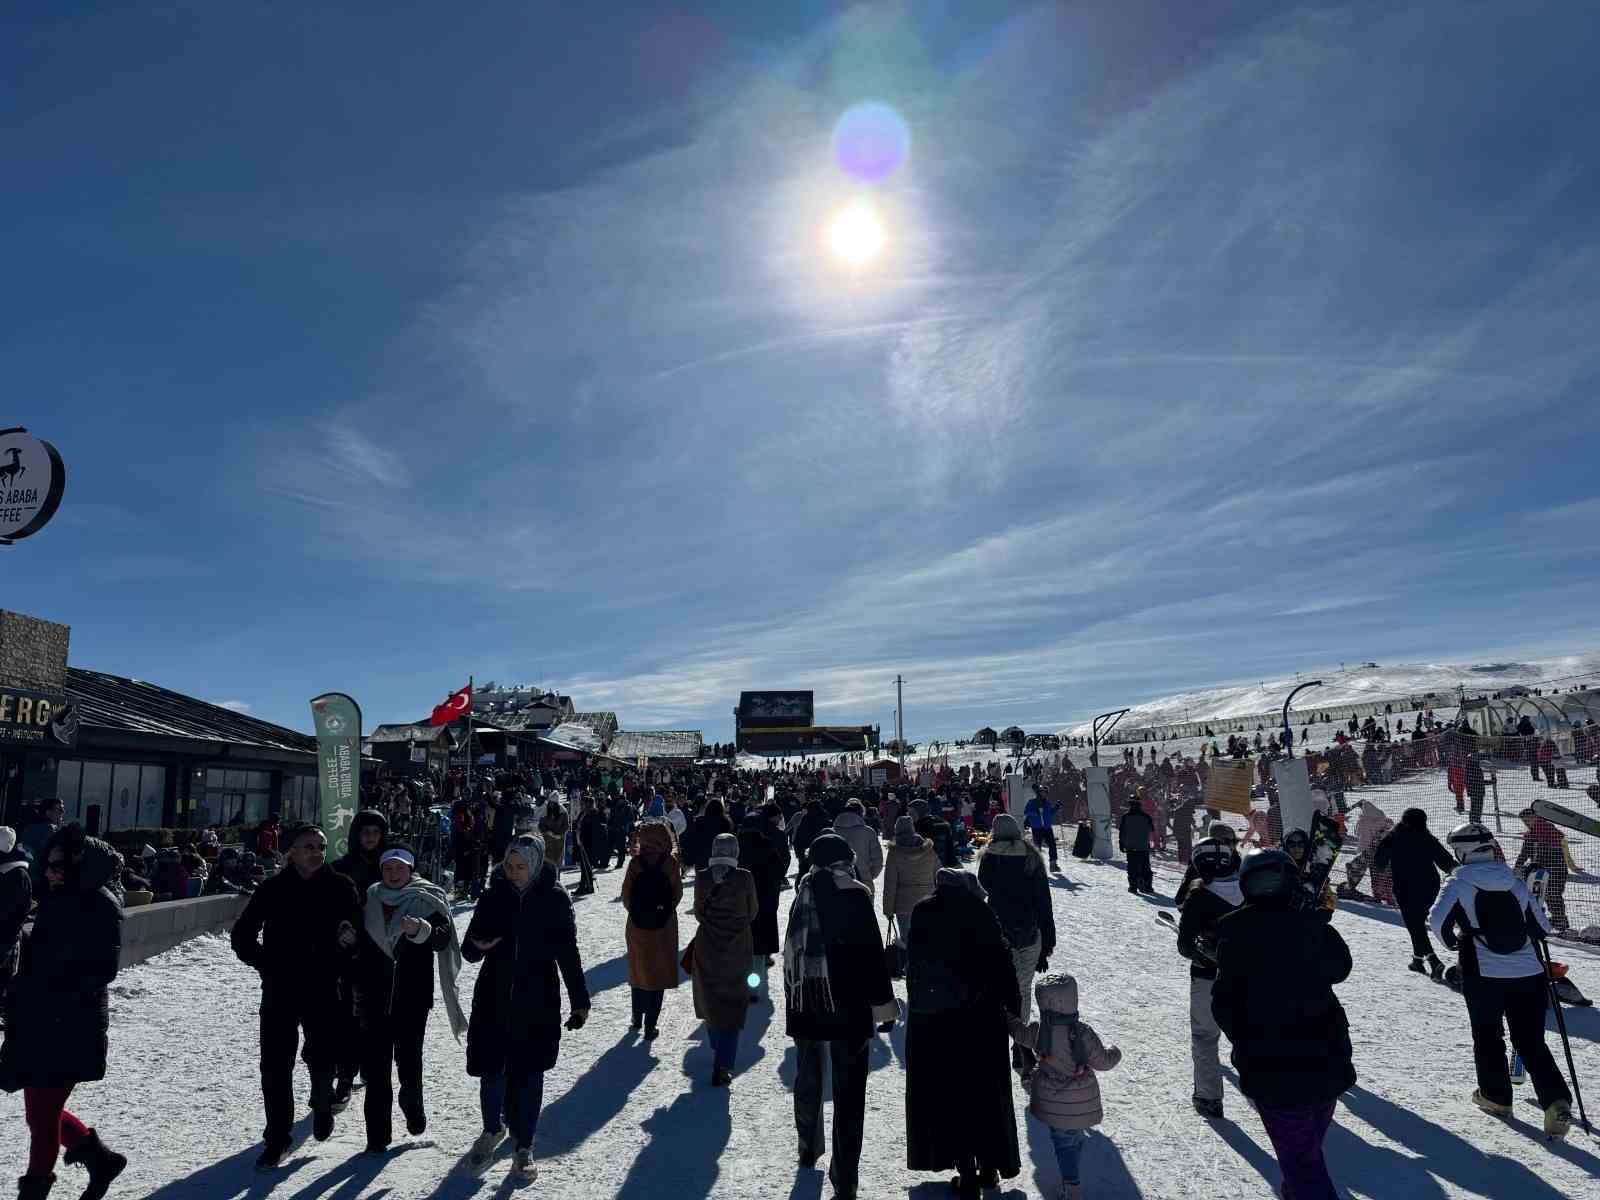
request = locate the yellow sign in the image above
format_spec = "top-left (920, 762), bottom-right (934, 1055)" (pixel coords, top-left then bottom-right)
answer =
top-left (1204, 758), bottom-right (1254, 816)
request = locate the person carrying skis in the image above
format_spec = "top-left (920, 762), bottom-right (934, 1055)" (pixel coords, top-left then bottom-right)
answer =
top-left (1212, 849), bottom-right (1354, 1200)
top-left (1177, 836), bottom-right (1242, 1120)
top-left (1118, 797), bottom-right (1155, 895)
top-left (1372, 808), bottom-right (1456, 979)
top-left (1429, 822), bottom-right (1573, 1138)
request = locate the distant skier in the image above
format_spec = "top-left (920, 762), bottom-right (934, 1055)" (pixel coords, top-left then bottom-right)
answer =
top-left (1429, 822), bottom-right (1573, 1138)
top-left (1373, 808), bottom-right (1455, 980)
top-left (1176, 837), bottom-right (1242, 1120)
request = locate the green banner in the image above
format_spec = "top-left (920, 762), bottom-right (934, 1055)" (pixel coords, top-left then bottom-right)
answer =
top-left (310, 692), bottom-right (362, 860)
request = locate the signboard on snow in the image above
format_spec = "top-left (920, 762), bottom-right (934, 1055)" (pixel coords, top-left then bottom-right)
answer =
top-left (1084, 765), bottom-right (1112, 860)
top-left (1271, 756), bottom-right (1316, 839)
top-left (1204, 758), bottom-right (1254, 816)
top-left (0, 429), bottom-right (66, 544)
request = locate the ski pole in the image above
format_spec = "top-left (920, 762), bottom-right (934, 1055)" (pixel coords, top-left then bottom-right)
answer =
top-left (1534, 936), bottom-right (1591, 1134)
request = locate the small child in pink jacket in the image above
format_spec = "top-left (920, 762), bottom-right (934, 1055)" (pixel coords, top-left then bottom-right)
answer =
top-left (1014, 972), bottom-right (1122, 1200)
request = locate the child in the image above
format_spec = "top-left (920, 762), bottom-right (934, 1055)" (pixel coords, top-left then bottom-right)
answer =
top-left (1014, 972), bottom-right (1122, 1200)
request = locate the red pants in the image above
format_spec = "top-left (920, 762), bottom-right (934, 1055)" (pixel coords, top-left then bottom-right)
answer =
top-left (24, 1085), bottom-right (89, 1175)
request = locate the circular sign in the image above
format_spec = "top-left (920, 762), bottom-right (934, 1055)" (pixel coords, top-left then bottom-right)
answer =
top-left (0, 429), bottom-right (66, 543)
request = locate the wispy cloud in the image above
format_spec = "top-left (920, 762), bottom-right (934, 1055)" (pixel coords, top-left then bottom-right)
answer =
top-left (212, 699), bottom-right (253, 714)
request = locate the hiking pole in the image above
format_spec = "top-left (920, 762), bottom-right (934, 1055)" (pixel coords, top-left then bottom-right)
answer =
top-left (1533, 935), bottom-right (1591, 1134)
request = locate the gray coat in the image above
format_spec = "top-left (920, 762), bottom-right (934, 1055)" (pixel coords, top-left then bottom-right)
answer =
top-left (832, 812), bottom-right (884, 894)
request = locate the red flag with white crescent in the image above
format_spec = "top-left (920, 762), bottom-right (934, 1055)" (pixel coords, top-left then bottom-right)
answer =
top-left (429, 684), bottom-right (472, 726)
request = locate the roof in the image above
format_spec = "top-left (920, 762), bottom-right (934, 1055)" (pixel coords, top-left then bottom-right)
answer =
top-left (570, 711), bottom-right (619, 738)
top-left (369, 723), bottom-right (450, 744)
top-left (66, 668), bottom-right (316, 756)
top-left (609, 730), bottom-right (704, 761)
top-left (539, 721), bottom-right (606, 754)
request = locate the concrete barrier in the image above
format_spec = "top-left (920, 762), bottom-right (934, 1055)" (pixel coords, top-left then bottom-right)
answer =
top-left (121, 894), bottom-right (249, 968)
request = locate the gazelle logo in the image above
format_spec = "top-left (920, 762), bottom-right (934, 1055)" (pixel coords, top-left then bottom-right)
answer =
top-left (322, 713), bottom-right (347, 734)
top-left (0, 428), bottom-right (66, 544)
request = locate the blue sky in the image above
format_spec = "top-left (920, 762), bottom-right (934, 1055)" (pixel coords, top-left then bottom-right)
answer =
top-left (7, 1), bottom-right (1600, 741)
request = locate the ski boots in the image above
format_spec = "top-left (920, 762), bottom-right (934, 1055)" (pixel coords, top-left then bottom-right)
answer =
top-left (1471, 1090), bottom-right (1513, 1117)
top-left (1545, 1099), bottom-right (1573, 1140)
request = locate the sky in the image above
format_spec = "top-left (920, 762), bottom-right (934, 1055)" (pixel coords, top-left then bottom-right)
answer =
top-left (6, 1), bottom-right (1600, 742)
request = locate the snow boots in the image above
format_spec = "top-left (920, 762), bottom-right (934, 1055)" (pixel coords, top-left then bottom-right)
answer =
top-left (1408, 955), bottom-right (1445, 980)
top-left (254, 1139), bottom-right (291, 1172)
top-left (1545, 1099), bottom-right (1573, 1140)
top-left (465, 1128), bottom-right (506, 1177)
top-left (1193, 1095), bottom-right (1225, 1120)
top-left (16, 1176), bottom-right (53, 1200)
top-left (61, 1130), bottom-right (126, 1200)
top-left (1471, 1090), bottom-right (1513, 1117)
top-left (511, 1147), bottom-right (537, 1182)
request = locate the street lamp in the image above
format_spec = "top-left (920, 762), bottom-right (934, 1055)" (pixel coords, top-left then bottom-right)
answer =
top-left (1282, 681), bottom-right (1322, 758)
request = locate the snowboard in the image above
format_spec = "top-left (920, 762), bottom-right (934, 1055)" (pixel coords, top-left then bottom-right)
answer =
top-left (1298, 810), bottom-right (1344, 911)
top-left (1531, 799), bottom-right (1600, 838)
top-left (1528, 870), bottom-right (1593, 1006)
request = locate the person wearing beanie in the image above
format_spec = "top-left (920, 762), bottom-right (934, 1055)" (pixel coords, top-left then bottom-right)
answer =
top-left (978, 814), bottom-right (1056, 1081)
top-left (462, 836), bottom-right (590, 1182)
top-left (689, 833), bottom-right (758, 1086)
top-left (905, 867), bottom-right (1022, 1199)
top-left (882, 817), bottom-right (938, 973)
top-left (831, 800), bottom-right (884, 898)
top-left (784, 831), bottom-right (896, 1199)
top-left (0, 825), bottom-right (32, 1022)
top-left (1373, 808), bottom-right (1456, 979)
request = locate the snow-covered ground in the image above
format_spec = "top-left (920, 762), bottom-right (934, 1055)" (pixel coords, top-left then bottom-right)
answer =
top-left (7, 846), bottom-right (1600, 1198)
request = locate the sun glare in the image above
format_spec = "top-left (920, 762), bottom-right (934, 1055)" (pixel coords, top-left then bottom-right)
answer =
top-left (826, 201), bottom-right (887, 268)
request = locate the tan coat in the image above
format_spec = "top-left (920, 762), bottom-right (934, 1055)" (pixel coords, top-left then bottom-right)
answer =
top-left (622, 825), bottom-right (683, 991)
top-left (882, 838), bottom-right (938, 927)
top-left (691, 868), bottom-right (759, 1031)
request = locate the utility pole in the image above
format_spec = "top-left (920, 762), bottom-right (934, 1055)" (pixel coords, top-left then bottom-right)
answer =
top-left (895, 675), bottom-right (905, 771)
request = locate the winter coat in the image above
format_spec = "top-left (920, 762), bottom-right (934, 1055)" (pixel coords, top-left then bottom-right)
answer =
top-left (738, 816), bottom-right (785, 956)
top-left (538, 805), bottom-right (569, 873)
top-left (1373, 821), bottom-right (1455, 903)
top-left (578, 806), bottom-right (611, 866)
top-left (232, 863), bottom-right (361, 991)
top-left (0, 849), bottom-right (32, 961)
top-left (1429, 861), bottom-right (1549, 982)
top-left (1211, 899), bottom-right (1355, 1106)
top-left (1176, 880), bottom-right (1241, 981)
top-left (792, 805), bottom-right (830, 864)
top-left (784, 869), bottom-right (894, 1045)
top-left (914, 814), bottom-right (958, 868)
top-left (351, 895), bottom-right (451, 1022)
top-left (333, 811), bottom-right (389, 897)
top-left (0, 839), bottom-right (123, 1091)
top-left (684, 811), bottom-right (733, 872)
top-left (608, 802), bottom-right (636, 848)
top-left (1014, 975), bottom-right (1121, 1130)
top-left (904, 884), bottom-right (1022, 1178)
top-left (830, 811), bottom-right (884, 893)
top-left (623, 831), bottom-right (684, 991)
top-left (1118, 807), bottom-right (1153, 852)
top-left (461, 863), bottom-right (589, 1076)
top-left (881, 838), bottom-right (938, 927)
top-left (977, 839), bottom-right (1055, 956)
top-left (691, 868), bottom-right (759, 1030)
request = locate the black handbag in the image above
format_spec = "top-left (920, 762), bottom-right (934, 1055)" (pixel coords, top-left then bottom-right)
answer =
top-left (883, 917), bottom-right (906, 979)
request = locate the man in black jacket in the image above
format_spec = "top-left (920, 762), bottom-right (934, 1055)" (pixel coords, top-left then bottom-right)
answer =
top-left (785, 834), bottom-right (895, 1200)
top-left (1176, 837), bottom-right (1242, 1120)
top-left (1373, 808), bottom-right (1456, 979)
top-left (1119, 798), bottom-right (1155, 895)
top-left (232, 824), bottom-right (362, 1169)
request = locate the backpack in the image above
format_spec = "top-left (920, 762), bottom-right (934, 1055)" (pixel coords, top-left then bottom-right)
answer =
top-left (1471, 887), bottom-right (1529, 957)
top-left (629, 863), bottom-right (673, 931)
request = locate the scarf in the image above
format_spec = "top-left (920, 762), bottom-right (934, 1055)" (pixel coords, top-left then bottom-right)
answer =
top-left (783, 864), bottom-right (854, 1013)
top-left (1038, 1010), bottom-right (1088, 1070)
top-left (364, 878), bottom-right (468, 1041)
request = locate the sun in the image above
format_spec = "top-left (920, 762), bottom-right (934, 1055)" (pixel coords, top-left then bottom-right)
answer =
top-left (826, 200), bottom-right (887, 268)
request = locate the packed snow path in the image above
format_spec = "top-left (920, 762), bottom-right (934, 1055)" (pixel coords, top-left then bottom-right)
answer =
top-left (5, 854), bottom-right (1599, 1199)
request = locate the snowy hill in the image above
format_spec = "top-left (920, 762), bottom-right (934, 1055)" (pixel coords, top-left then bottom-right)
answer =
top-left (1063, 652), bottom-right (1600, 739)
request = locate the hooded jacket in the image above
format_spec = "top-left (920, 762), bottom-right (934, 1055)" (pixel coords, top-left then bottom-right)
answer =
top-left (882, 835), bottom-right (938, 925)
top-left (1013, 973), bottom-right (1121, 1130)
top-left (830, 810), bottom-right (884, 891)
top-left (1428, 860), bottom-right (1548, 982)
top-left (332, 809), bottom-right (389, 896)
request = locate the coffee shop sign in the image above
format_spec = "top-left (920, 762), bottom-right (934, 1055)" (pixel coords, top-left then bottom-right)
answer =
top-left (0, 428), bottom-right (67, 545)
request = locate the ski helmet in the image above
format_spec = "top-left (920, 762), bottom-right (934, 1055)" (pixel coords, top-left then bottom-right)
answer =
top-left (1191, 837), bottom-right (1241, 882)
top-left (1238, 848), bottom-right (1300, 901)
top-left (1447, 821), bottom-right (1497, 865)
top-left (1282, 828), bottom-right (1310, 860)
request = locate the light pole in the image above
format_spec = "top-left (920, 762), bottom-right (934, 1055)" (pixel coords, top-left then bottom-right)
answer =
top-left (1282, 680), bottom-right (1322, 758)
top-left (895, 675), bottom-right (905, 773)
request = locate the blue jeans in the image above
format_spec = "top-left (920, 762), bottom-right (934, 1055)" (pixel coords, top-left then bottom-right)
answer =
top-left (480, 1069), bottom-right (544, 1149)
top-left (1048, 1127), bottom-right (1086, 1186)
top-left (708, 1027), bottom-right (738, 1073)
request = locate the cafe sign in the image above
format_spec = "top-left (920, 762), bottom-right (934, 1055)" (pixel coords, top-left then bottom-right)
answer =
top-left (0, 686), bottom-right (78, 748)
top-left (0, 429), bottom-right (67, 545)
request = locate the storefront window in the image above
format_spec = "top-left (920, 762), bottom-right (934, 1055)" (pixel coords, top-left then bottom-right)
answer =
top-left (79, 762), bottom-right (112, 828)
top-left (139, 766), bottom-right (165, 828)
top-left (56, 760), bottom-right (82, 814)
top-left (198, 764), bottom-right (273, 829)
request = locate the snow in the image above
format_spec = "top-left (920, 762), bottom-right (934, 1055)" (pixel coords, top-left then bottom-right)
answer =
top-left (5, 853), bottom-right (1600, 1198)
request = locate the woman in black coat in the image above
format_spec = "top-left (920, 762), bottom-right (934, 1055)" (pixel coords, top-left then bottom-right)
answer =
top-left (1, 826), bottom-right (128, 1200)
top-left (905, 868), bottom-right (1022, 1199)
top-left (738, 811), bottom-right (784, 970)
top-left (460, 836), bottom-right (591, 1181)
top-left (1373, 808), bottom-right (1457, 975)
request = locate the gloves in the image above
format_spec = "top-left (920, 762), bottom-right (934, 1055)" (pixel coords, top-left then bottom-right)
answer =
top-left (564, 1009), bottom-right (589, 1031)
top-left (1036, 953), bottom-right (1049, 973)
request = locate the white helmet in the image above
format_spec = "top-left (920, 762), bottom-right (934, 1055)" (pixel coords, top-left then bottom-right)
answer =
top-left (1447, 821), bottom-right (1497, 865)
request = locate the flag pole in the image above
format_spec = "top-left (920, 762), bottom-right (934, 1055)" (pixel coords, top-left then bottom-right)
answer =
top-left (466, 674), bottom-right (474, 786)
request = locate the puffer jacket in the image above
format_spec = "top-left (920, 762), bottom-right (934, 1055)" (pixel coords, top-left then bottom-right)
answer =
top-left (1014, 972), bottom-right (1121, 1130)
top-left (882, 837), bottom-right (938, 926)
top-left (831, 811), bottom-right (884, 893)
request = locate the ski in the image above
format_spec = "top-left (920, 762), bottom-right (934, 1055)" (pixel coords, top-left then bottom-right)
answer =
top-left (1530, 799), bottom-right (1600, 838)
top-left (1155, 909), bottom-right (1178, 933)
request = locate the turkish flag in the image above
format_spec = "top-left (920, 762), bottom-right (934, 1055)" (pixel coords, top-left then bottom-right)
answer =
top-left (429, 685), bottom-right (472, 726)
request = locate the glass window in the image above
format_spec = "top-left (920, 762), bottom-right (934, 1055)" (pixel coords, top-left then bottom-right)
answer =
top-left (139, 766), bottom-right (165, 828)
top-left (111, 763), bottom-right (141, 833)
top-left (225, 770), bottom-right (246, 792)
top-left (207, 768), bottom-right (226, 791)
top-left (79, 762), bottom-right (112, 828)
top-left (247, 771), bottom-right (270, 792)
top-left (56, 760), bottom-right (82, 810)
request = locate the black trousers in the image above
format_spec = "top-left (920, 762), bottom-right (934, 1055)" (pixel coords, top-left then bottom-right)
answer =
top-left (1126, 849), bottom-right (1152, 892)
top-left (794, 1036), bottom-right (869, 1197)
top-left (259, 985), bottom-right (338, 1143)
top-left (1463, 972), bottom-right (1572, 1109)
top-left (1031, 825), bottom-right (1058, 864)
top-left (1397, 896), bottom-right (1436, 959)
top-left (631, 987), bottom-right (664, 1031)
top-left (362, 1007), bottom-right (429, 1147)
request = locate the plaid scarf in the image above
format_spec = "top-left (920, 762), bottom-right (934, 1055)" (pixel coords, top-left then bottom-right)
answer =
top-left (783, 865), bottom-right (853, 1013)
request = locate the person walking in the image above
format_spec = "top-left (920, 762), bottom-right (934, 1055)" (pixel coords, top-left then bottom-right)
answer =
top-left (331, 809), bottom-right (389, 1105)
top-left (353, 846), bottom-right (466, 1154)
top-left (1023, 785), bottom-right (1058, 870)
top-left (1176, 837), bottom-right (1242, 1120)
top-left (0, 826), bottom-right (31, 1023)
top-left (537, 801), bottom-right (569, 884)
top-left (689, 833), bottom-right (759, 1086)
top-left (1212, 850), bottom-right (1355, 1200)
top-left (231, 824), bottom-right (362, 1169)
top-left (1430, 822), bottom-right (1573, 1138)
top-left (830, 801), bottom-right (884, 898)
top-left (738, 810), bottom-right (785, 998)
top-left (905, 868), bottom-right (1023, 1199)
top-left (1, 827), bottom-right (127, 1200)
top-left (881, 817), bottom-right (937, 973)
top-left (461, 836), bottom-right (590, 1181)
top-left (1118, 797), bottom-right (1155, 895)
top-left (784, 833), bottom-right (896, 1200)
top-left (607, 797), bottom-right (636, 870)
top-left (977, 814), bottom-right (1056, 1081)
top-left (622, 821), bottom-right (682, 1039)
top-left (1373, 808), bottom-right (1456, 979)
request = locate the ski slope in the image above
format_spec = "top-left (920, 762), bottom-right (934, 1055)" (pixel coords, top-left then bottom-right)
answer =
top-left (4, 851), bottom-right (1598, 1199)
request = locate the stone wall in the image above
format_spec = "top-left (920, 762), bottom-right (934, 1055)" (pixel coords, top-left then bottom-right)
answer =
top-left (0, 610), bottom-right (70, 690)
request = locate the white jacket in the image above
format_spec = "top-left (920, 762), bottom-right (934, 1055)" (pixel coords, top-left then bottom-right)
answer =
top-left (1428, 861), bottom-right (1549, 980)
top-left (831, 811), bottom-right (884, 890)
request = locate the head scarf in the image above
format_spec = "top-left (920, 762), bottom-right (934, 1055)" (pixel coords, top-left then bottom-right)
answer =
top-left (708, 832), bottom-right (740, 882)
top-left (936, 866), bottom-right (986, 901)
top-left (991, 813), bottom-right (1023, 842)
top-left (893, 816), bottom-right (921, 848)
top-left (807, 832), bottom-right (854, 873)
top-left (505, 835), bottom-right (545, 886)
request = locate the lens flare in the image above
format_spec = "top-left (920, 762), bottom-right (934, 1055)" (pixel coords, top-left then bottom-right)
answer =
top-left (832, 102), bottom-right (910, 183)
top-left (826, 200), bottom-right (887, 268)
top-left (747, 972), bottom-right (761, 988)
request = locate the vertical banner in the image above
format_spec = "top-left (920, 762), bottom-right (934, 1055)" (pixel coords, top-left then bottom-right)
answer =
top-left (1085, 765), bottom-right (1112, 860)
top-left (1272, 756), bottom-right (1316, 841)
top-left (1007, 773), bottom-right (1031, 822)
top-left (311, 693), bottom-right (362, 860)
